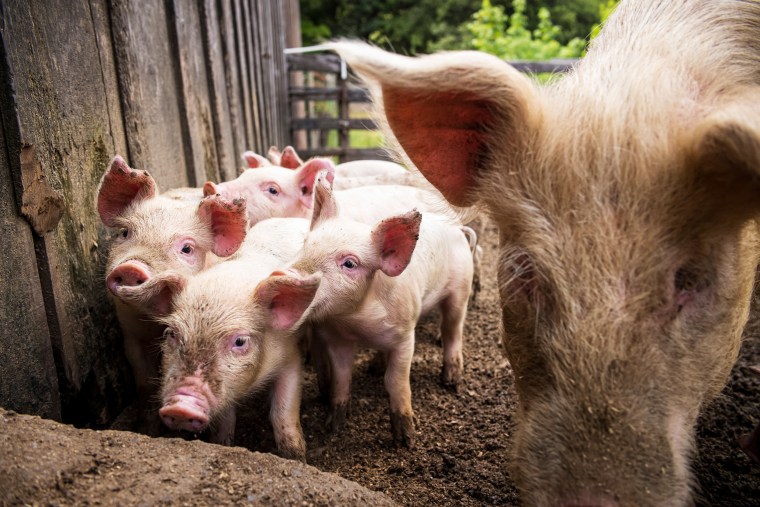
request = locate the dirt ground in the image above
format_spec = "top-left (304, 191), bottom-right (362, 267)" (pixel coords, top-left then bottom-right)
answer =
top-left (3, 222), bottom-right (759, 506)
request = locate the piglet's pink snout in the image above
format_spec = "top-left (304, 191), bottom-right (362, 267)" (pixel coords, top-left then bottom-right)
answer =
top-left (107, 261), bottom-right (152, 295)
top-left (159, 388), bottom-right (211, 433)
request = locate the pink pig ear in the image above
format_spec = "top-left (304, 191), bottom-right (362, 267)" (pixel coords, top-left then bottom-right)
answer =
top-left (254, 271), bottom-right (322, 330)
top-left (370, 210), bottom-right (422, 276)
top-left (197, 195), bottom-right (248, 257)
top-left (202, 181), bottom-right (219, 197)
top-left (241, 151), bottom-right (271, 169)
top-left (279, 146), bottom-right (304, 169)
top-left (310, 173), bottom-right (339, 230)
top-left (97, 156), bottom-right (157, 227)
top-left (267, 145), bottom-right (283, 165)
top-left (298, 158), bottom-right (336, 209)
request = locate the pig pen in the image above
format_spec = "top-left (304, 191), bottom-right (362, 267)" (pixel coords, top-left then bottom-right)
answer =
top-left (3, 220), bottom-right (758, 506)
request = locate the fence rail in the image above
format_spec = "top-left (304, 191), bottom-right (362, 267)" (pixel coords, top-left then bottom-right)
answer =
top-left (286, 52), bottom-right (578, 163)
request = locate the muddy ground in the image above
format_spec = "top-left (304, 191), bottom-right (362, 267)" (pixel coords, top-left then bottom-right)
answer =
top-left (4, 222), bottom-right (759, 506)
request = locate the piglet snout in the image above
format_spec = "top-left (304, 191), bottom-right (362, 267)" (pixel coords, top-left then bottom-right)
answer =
top-left (107, 261), bottom-right (152, 295)
top-left (159, 392), bottom-right (210, 433)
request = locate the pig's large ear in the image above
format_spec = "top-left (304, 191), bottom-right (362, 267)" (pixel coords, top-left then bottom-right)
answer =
top-left (298, 158), bottom-right (336, 209)
top-left (254, 272), bottom-right (322, 330)
top-left (280, 146), bottom-right (304, 169)
top-left (202, 181), bottom-right (219, 197)
top-left (241, 151), bottom-right (271, 169)
top-left (267, 146), bottom-right (283, 165)
top-left (310, 174), bottom-right (339, 230)
top-left (331, 42), bottom-right (538, 207)
top-left (197, 195), bottom-right (248, 257)
top-left (122, 272), bottom-right (186, 317)
top-left (688, 95), bottom-right (760, 217)
top-left (370, 210), bottom-right (422, 277)
top-left (97, 156), bottom-right (157, 226)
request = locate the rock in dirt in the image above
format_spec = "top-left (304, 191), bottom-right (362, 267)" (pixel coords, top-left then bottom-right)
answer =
top-left (0, 408), bottom-right (396, 506)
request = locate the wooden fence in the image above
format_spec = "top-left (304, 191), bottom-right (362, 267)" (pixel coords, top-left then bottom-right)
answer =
top-left (286, 51), bottom-right (577, 163)
top-left (0, 0), bottom-right (290, 425)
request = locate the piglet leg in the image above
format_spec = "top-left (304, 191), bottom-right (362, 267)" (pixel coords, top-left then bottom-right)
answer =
top-left (325, 340), bottom-right (355, 433)
top-left (385, 334), bottom-right (415, 449)
top-left (439, 293), bottom-right (468, 392)
top-left (270, 361), bottom-right (306, 461)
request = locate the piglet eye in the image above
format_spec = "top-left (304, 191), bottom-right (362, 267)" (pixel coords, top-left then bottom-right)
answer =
top-left (119, 228), bottom-right (129, 239)
top-left (674, 267), bottom-right (700, 293)
top-left (234, 336), bottom-right (248, 347)
top-left (267, 186), bottom-right (279, 196)
top-left (180, 244), bottom-right (194, 255)
top-left (231, 334), bottom-right (251, 354)
top-left (341, 258), bottom-right (358, 269)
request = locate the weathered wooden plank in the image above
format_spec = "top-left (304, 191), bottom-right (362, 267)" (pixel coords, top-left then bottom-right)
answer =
top-left (243, 0), bottom-right (265, 152)
top-left (0, 0), bottom-right (132, 424)
top-left (218, 0), bottom-right (248, 165)
top-left (199, 0), bottom-right (238, 182)
top-left (110, 0), bottom-right (192, 189)
top-left (169, 0), bottom-right (221, 185)
top-left (286, 53), bottom-right (342, 74)
top-left (291, 118), bottom-right (378, 131)
top-left (232, 0), bottom-right (256, 151)
top-left (269, 0), bottom-right (290, 148)
top-left (289, 86), bottom-right (370, 102)
top-left (0, 37), bottom-right (60, 419)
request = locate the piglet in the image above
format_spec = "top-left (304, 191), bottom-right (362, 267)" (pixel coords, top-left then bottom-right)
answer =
top-left (286, 177), bottom-right (474, 448)
top-left (157, 217), bottom-right (318, 460)
top-left (97, 155), bottom-right (248, 433)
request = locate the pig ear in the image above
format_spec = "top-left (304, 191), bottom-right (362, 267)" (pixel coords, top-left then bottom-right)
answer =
top-left (370, 210), bottom-right (422, 277)
top-left (267, 145), bottom-right (283, 165)
top-left (298, 158), bottom-right (336, 209)
top-left (310, 173), bottom-right (339, 230)
top-left (279, 146), bottom-right (304, 169)
top-left (688, 98), bottom-right (760, 217)
top-left (254, 272), bottom-right (322, 330)
top-left (197, 195), bottom-right (248, 257)
top-left (331, 42), bottom-right (538, 207)
top-left (124, 272), bottom-right (185, 317)
top-left (241, 151), bottom-right (271, 169)
top-left (97, 156), bottom-right (157, 227)
top-left (203, 181), bottom-right (219, 197)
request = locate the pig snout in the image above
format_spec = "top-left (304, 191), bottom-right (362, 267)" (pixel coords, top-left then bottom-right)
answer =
top-left (159, 379), bottom-right (216, 433)
top-left (107, 261), bottom-right (152, 295)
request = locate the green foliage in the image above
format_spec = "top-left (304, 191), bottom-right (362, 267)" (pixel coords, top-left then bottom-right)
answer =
top-left (590, 0), bottom-right (621, 40)
top-left (467, 0), bottom-right (585, 60)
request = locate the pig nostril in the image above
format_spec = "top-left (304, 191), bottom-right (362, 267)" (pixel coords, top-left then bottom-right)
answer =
top-left (135, 279), bottom-right (143, 285)
top-left (115, 276), bottom-right (123, 284)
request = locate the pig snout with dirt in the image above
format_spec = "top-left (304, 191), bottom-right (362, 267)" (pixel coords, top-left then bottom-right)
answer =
top-left (333, 0), bottom-right (760, 504)
top-left (286, 177), bottom-right (473, 448)
top-left (97, 155), bottom-right (248, 433)
top-left (157, 217), bottom-right (318, 460)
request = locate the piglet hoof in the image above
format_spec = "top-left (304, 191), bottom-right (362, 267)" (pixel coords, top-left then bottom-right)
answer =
top-left (739, 423), bottom-right (760, 465)
top-left (390, 411), bottom-right (415, 449)
top-left (326, 402), bottom-right (349, 433)
top-left (440, 363), bottom-right (463, 393)
top-left (276, 442), bottom-right (307, 463)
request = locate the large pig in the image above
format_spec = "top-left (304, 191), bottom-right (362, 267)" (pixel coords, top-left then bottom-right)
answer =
top-left (285, 177), bottom-right (473, 448)
top-left (332, 1), bottom-right (760, 504)
top-left (156, 218), bottom-right (318, 459)
top-left (97, 156), bottom-right (248, 433)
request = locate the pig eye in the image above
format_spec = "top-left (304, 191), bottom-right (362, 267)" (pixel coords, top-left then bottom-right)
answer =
top-left (180, 244), bottom-right (194, 255)
top-left (340, 257), bottom-right (359, 270)
top-left (231, 334), bottom-right (251, 354)
top-left (265, 184), bottom-right (280, 196)
top-left (674, 266), bottom-right (708, 311)
top-left (119, 228), bottom-right (129, 239)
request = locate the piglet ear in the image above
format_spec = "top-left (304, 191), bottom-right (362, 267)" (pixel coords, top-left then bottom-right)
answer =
top-left (371, 210), bottom-right (422, 277)
top-left (202, 181), bottom-right (219, 197)
top-left (241, 150), bottom-right (271, 169)
top-left (197, 195), bottom-right (248, 257)
top-left (97, 156), bottom-right (157, 227)
top-left (118, 271), bottom-right (186, 317)
top-left (310, 173), bottom-right (339, 230)
top-left (254, 271), bottom-right (322, 330)
top-left (279, 146), bottom-right (304, 169)
top-left (267, 145), bottom-right (283, 165)
top-left (298, 158), bottom-right (336, 209)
